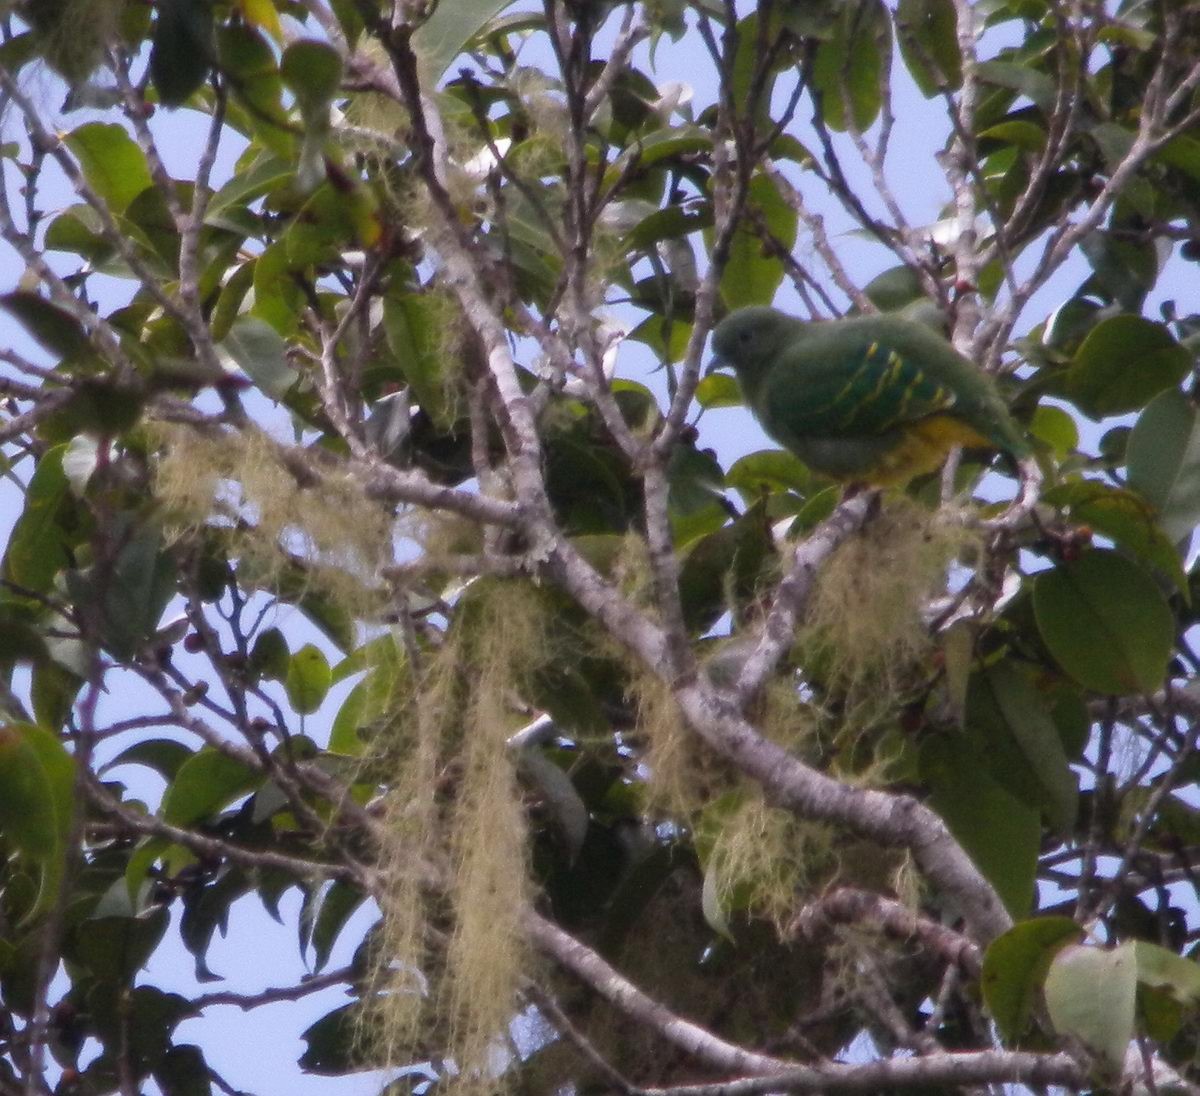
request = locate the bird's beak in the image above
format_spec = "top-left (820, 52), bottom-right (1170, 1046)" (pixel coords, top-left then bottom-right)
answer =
top-left (704, 355), bottom-right (730, 377)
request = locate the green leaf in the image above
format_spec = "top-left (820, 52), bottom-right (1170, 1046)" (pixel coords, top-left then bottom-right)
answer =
top-left (1045, 942), bottom-right (1137, 1071)
top-left (977, 118), bottom-right (1048, 151)
top-left (150, 0), bottom-right (214, 107)
top-left (1135, 941), bottom-right (1200, 1005)
top-left (1029, 403), bottom-right (1078, 456)
top-left (299, 1004), bottom-right (373, 1074)
top-left (240, 0), bottom-right (283, 41)
top-left (695, 372), bottom-right (742, 410)
top-left (1079, 232), bottom-right (1160, 312)
top-left (154, 1044), bottom-right (214, 1096)
top-left (31, 659), bottom-right (81, 732)
top-left (0, 723), bottom-right (74, 922)
top-left (1066, 315), bottom-right (1189, 418)
top-left (1128, 388), bottom-right (1200, 543)
top-left (286, 644), bottom-right (332, 715)
top-left (281, 40), bottom-right (343, 120)
top-left (161, 748), bottom-right (263, 827)
top-left (681, 499), bottom-right (772, 629)
top-left (0, 292), bottom-right (91, 359)
top-left (622, 202), bottom-right (712, 254)
top-left (725, 449), bottom-right (811, 501)
top-left (64, 124), bottom-right (153, 215)
top-left (861, 265), bottom-right (924, 312)
top-left (982, 916), bottom-right (1080, 1041)
top-left (921, 732), bottom-right (1039, 917)
top-left (976, 59), bottom-right (1056, 111)
top-left (413, 0), bottom-right (517, 82)
top-left (2, 445), bottom-right (72, 599)
top-left (1156, 133), bottom-right (1200, 183)
top-left (810, 0), bottom-right (891, 131)
top-left (895, 0), bottom-right (962, 96)
top-left (0, 725), bottom-right (59, 864)
top-left (218, 315), bottom-right (297, 399)
top-left (102, 739), bottom-right (194, 782)
top-left (1034, 550), bottom-right (1174, 694)
top-left (217, 24), bottom-right (291, 155)
top-left (382, 292), bottom-right (458, 428)
top-left (310, 882), bottom-right (365, 973)
top-left (717, 172), bottom-right (798, 310)
top-left (249, 627), bottom-right (291, 682)
top-left (72, 908), bottom-right (170, 984)
top-left (667, 444), bottom-right (729, 545)
top-left (205, 153), bottom-right (292, 231)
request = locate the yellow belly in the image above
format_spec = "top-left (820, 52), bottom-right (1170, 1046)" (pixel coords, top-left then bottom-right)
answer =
top-left (866, 415), bottom-right (995, 486)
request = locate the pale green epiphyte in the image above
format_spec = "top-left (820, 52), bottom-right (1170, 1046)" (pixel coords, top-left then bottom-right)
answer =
top-left (709, 307), bottom-right (1030, 486)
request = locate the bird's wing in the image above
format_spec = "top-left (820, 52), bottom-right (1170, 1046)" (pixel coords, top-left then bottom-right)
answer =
top-left (764, 330), bottom-right (960, 440)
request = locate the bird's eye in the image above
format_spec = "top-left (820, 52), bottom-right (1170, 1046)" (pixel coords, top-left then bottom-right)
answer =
top-left (739, 330), bottom-right (752, 343)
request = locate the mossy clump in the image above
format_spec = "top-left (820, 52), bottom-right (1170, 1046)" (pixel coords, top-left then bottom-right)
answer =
top-left (702, 792), bottom-right (837, 932)
top-left (799, 498), bottom-right (978, 728)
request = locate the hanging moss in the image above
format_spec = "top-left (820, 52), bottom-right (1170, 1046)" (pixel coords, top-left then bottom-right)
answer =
top-left (360, 582), bottom-right (552, 1093)
top-left (153, 424), bottom-right (391, 617)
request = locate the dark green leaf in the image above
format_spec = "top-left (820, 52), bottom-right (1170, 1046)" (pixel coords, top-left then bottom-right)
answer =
top-left (895, 0), bottom-right (962, 95)
top-left (518, 748), bottom-right (589, 862)
top-left (1066, 315), bottom-right (1189, 418)
top-left (0, 292), bottom-right (90, 359)
top-left (0, 723), bottom-right (73, 922)
top-left (101, 739), bottom-right (194, 782)
top-left (966, 662), bottom-right (1078, 834)
top-left (150, 0), bottom-right (214, 107)
top-left (1034, 550), bottom-right (1174, 694)
top-left (311, 881), bottom-right (365, 973)
top-left (154, 1045), bottom-right (213, 1096)
top-left (976, 59), bottom-right (1056, 110)
top-left (72, 908), bottom-right (170, 984)
top-left (99, 526), bottom-right (176, 659)
top-left (1128, 388), bottom-right (1200, 543)
top-left (921, 732), bottom-right (1039, 917)
top-left (679, 502), bottom-right (774, 633)
top-left (299, 1003), bottom-right (367, 1074)
top-left (249, 627), bottom-right (291, 682)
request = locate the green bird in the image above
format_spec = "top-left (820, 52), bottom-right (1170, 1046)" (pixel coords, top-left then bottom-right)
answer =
top-left (708, 307), bottom-right (1030, 486)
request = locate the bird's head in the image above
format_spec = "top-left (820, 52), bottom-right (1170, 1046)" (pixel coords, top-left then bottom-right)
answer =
top-left (706, 307), bottom-right (799, 400)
